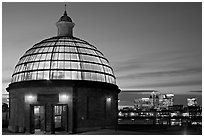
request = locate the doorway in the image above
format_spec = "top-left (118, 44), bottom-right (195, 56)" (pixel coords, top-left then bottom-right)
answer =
top-left (54, 104), bottom-right (68, 131)
top-left (30, 104), bottom-right (68, 133)
top-left (30, 105), bottom-right (45, 133)
top-left (34, 106), bottom-right (45, 132)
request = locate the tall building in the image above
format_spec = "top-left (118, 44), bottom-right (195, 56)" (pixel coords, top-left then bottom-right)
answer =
top-left (6, 7), bottom-right (120, 134)
top-left (158, 94), bottom-right (174, 109)
top-left (149, 91), bottom-right (159, 109)
top-left (187, 98), bottom-right (197, 106)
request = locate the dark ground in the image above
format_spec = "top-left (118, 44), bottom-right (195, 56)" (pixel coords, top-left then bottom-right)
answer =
top-left (117, 124), bottom-right (202, 135)
top-left (2, 124), bottom-right (202, 135)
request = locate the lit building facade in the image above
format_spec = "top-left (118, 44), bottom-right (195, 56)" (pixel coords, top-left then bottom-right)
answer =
top-left (134, 92), bottom-right (174, 110)
top-left (187, 98), bottom-right (197, 106)
top-left (159, 94), bottom-right (174, 109)
top-left (6, 8), bottom-right (120, 134)
top-left (134, 98), bottom-right (152, 110)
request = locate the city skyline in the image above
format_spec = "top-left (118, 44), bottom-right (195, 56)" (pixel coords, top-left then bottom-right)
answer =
top-left (2, 2), bottom-right (202, 106)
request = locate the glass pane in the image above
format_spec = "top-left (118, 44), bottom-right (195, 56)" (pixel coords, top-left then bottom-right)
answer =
top-left (24, 72), bottom-right (31, 80)
top-left (33, 48), bottom-right (40, 54)
top-left (101, 73), bottom-right (106, 82)
top-left (44, 61), bottom-right (50, 69)
top-left (43, 71), bottom-right (49, 80)
top-left (65, 62), bottom-right (71, 69)
top-left (59, 46), bottom-right (64, 52)
top-left (70, 47), bottom-right (77, 53)
top-left (58, 61), bottom-right (64, 69)
top-left (17, 73), bottom-right (22, 81)
top-left (91, 64), bottom-right (100, 71)
top-left (71, 71), bottom-right (81, 80)
top-left (27, 55), bottom-right (34, 62)
top-left (87, 49), bottom-right (97, 55)
top-left (71, 62), bottom-right (80, 69)
top-left (40, 54), bottom-right (46, 60)
top-left (48, 47), bottom-right (53, 52)
top-left (99, 65), bottom-right (104, 72)
top-left (19, 65), bottom-right (24, 72)
top-left (84, 72), bottom-right (91, 80)
top-left (65, 53), bottom-right (70, 60)
top-left (80, 43), bottom-right (89, 48)
top-left (77, 71), bottom-right (82, 80)
top-left (71, 54), bottom-right (79, 60)
top-left (42, 47), bottom-right (50, 53)
top-left (24, 56), bottom-right (29, 62)
top-left (15, 74), bottom-right (20, 82)
top-left (55, 46), bottom-right (60, 52)
top-left (31, 72), bottom-right (37, 80)
top-left (32, 62), bottom-right (39, 70)
top-left (83, 63), bottom-right (91, 70)
top-left (38, 47), bottom-right (45, 52)
top-left (64, 41), bottom-right (71, 46)
top-left (38, 62), bottom-right (44, 69)
top-left (35, 54), bottom-right (42, 61)
top-left (26, 63), bottom-right (33, 71)
top-left (49, 42), bottom-right (56, 46)
top-left (51, 61), bottom-right (58, 69)
top-left (45, 53), bottom-right (52, 60)
top-left (78, 48), bottom-right (87, 54)
top-left (52, 53), bottom-right (59, 60)
top-left (37, 71), bottom-right (43, 79)
top-left (91, 73), bottom-right (97, 81)
top-left (71, 71), bottom-right (77, 79)
top-left (65, 71), bottom-right (71, 79)
top-left (64, 46), bottom-right (70, 52)
top-left (58, 53), bottom-right (64, 60)
top-left (58, 71), bottom-right (65, 79)
top-left (51, 71), bottom-right (58, 79)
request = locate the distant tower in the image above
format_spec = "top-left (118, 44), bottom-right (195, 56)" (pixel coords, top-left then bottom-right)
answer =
top-left (150, 91), bottom-right (159, 109)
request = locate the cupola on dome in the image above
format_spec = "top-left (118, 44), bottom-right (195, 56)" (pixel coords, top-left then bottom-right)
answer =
top-left (58, 11), bottom-right (72, 22)
top-left (11, 8), bottom-right (116, 85)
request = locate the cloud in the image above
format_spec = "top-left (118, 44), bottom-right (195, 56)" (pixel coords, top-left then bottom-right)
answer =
top-left (122, 90), bottom-right (159, 93)
top-left (113, 49), bottom-right (201, 74)
top-left (138, 67), bottom-right (201, 78)
top-left (113, 57), bottom-right (145, 73)
top-left (117, 67), bottom-right (201, 80)
top-left (123, 79), bottom-right (202, 89)
top-left (188, 90), bottom-right (202, 93)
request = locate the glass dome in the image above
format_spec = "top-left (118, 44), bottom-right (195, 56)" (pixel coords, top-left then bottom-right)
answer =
top-left (11, 36), bottom-right (116, 85)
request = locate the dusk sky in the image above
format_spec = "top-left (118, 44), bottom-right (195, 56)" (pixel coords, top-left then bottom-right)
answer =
top-left (2, 2), bottom-right (202, 106)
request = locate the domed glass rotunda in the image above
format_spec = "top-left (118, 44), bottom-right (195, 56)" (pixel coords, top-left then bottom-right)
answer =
top-left (7, 7), bottom-right (120, 134)
top-left (11, 13), bottom-right (115, 85)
